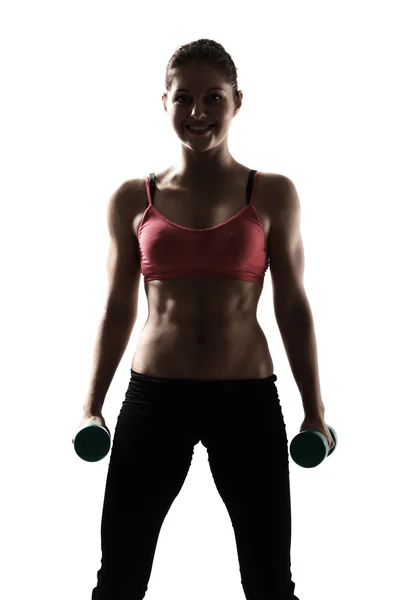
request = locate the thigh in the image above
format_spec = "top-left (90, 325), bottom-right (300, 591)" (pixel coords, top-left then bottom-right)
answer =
top-left (94, 375), bottom-right (197, 599)
top-left (203, 378), bottom-right (298, 599)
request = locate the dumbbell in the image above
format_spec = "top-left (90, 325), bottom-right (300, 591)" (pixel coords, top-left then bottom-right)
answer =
top-left (73, 424), bottom-right (111, 462)
top-left (290, 425), bottom-right (338, 468)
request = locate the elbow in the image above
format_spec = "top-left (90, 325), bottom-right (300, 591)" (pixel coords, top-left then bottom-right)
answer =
top-left (104, 302), bottom-right (137, 326)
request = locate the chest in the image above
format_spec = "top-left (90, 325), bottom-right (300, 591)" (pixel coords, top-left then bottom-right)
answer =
top-left (133, 171), bottom-right (272, 240)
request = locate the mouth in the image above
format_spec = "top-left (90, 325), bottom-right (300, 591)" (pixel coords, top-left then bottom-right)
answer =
top-left (185, 124), bottom-right (215, 135)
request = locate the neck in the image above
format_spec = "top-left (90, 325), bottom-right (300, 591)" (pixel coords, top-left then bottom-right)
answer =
top-left (171, 156), bottom-right (238, 186)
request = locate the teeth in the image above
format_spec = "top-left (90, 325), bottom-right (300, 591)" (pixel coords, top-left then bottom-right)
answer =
top-left (189, 125), bottom-right (211, 131)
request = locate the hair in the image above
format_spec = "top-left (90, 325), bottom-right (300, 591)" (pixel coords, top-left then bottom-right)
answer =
top-left (165, 39), bottom-right (240, 101)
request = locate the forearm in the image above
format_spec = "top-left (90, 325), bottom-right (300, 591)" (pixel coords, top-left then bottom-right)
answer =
top-left (82, 310), bottom-right (136, 415)
top-left (276, 301), bottom-right (325, 418)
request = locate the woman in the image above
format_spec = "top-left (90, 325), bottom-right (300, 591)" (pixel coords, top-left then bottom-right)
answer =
top-left (83, 39), bottom-right (333, 600)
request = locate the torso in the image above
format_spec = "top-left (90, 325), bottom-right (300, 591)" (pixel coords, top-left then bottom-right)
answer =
top-left (130, 162), bottom-right (277, 380)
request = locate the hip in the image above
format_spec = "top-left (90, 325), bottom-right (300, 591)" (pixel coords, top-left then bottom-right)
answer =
top-left (118, 368), bottom-right (286, 453)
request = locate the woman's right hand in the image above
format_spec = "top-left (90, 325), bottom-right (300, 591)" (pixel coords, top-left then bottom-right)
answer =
top-left (72, 413), bottom-right (108, 444)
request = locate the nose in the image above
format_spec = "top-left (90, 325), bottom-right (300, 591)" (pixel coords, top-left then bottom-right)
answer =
top-left (190, 101), bottom-right (209, 119)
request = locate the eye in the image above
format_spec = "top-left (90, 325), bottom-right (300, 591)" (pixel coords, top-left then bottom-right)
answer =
top-left (175, 94), bottom-right (222, 104)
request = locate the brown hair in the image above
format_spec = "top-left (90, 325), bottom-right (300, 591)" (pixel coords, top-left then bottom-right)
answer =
top-left (165, 39), bottom-right (240, 100)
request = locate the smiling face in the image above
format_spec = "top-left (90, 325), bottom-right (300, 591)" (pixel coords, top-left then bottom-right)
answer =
top-left (162, 62), bottom-right (243, 177)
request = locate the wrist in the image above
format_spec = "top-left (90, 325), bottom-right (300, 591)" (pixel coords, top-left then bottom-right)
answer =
top-left (304, 407), bottom-right (325, 420)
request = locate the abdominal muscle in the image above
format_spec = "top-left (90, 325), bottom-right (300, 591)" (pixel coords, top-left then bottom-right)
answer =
top-left (131, 276), bottom-right (275, 380)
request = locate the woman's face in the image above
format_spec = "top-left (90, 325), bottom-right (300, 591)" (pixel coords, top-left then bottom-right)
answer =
top-left (163, 63), bottom-right (242, 152)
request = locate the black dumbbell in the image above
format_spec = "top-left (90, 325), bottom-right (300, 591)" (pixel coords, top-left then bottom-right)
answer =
top-left (290, 425), bottom-right (338, 468)
top-left (73, 424), bottom-right (111, 462)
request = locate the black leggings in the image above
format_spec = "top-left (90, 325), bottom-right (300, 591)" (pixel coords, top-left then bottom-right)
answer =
top-left (92, 370), bottom-right (299, 600)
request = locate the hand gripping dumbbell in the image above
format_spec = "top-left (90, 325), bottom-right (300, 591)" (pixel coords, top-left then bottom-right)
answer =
top-left (290, 425), bottom-right (338, 468)
top-left (73, 424), bottom-right (111, 462)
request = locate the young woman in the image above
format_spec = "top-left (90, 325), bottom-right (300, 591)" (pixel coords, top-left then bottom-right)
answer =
top-left (84, 39), bottom-right (333, 600)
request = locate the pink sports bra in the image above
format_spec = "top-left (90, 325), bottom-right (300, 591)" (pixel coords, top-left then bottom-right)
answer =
top-left (137, 169), bottom-right (269, 284)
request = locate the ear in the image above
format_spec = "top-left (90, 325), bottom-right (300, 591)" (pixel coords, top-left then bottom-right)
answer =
top-left (234, 91), bottom-right (243, 115)
top-left (162, 93), bottom-right (168, 113)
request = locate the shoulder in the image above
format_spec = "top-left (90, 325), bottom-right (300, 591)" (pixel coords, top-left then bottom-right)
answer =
top-left (107, 177), bottom-right (148, 214)
top-left (258, 172), bottom-right (300, 216)
top-left (258, 171), bottom-right (296, 195)
top-left (113, 177), bottom-right (147, 197)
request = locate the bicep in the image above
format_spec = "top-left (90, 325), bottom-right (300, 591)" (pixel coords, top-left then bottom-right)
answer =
top-left (105, 180), bottom-right (142, 317)
top-left (268, 176), bottom-right (306, 313)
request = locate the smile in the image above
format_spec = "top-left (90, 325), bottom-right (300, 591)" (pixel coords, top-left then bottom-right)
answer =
top-left (186, 125), bottom-right (215, 135)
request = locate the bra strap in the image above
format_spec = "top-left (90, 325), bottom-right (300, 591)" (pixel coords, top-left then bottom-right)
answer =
top-left (246, 169), bottom-right (257, 204)
top-left (148, 173), bottom-right (156, 205)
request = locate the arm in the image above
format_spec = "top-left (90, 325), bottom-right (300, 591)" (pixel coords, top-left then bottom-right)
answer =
top-left (82, 311), bottom-right (137, 415)
top-left (82, 180), bottom-right (142, 415)
top-left (268, 175), bottom-right (325, 418)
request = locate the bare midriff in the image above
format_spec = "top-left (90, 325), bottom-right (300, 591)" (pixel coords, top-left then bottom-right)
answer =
top-left (131, 275), bottom-right (274, 380)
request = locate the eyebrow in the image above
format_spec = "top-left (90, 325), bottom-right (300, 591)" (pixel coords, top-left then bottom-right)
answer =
top-left (175, 87), bottom-right (225, 93)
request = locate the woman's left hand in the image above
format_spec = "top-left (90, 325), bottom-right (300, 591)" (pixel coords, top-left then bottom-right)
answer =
top-left (300, 415), bottom-right (335, 451)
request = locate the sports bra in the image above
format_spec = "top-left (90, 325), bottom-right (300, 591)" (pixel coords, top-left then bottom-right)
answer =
top-left (137, 169), bottom-right (269, 284)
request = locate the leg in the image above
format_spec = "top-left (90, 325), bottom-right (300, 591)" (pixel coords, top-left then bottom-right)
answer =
top-left (92, 372), bottom-right (198, 600)
top-left (202, 376), bottom-right (300, 600)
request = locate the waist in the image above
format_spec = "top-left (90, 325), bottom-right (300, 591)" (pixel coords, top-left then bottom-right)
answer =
top-left (140, 316), bottom-right (264, 345)
top-left (132, 319), bottom-right (274, 380)
top-left (129, 368), bottom-right (277, 388)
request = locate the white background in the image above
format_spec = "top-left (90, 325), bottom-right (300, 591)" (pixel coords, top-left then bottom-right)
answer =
top-left (1, 1), bottom-right (399, 599)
